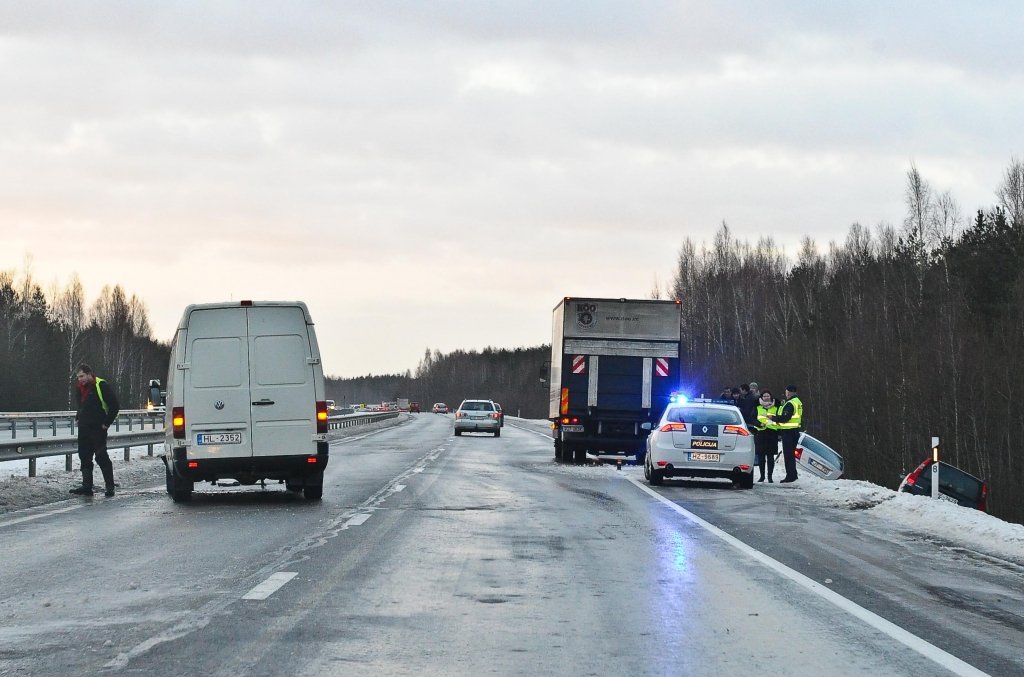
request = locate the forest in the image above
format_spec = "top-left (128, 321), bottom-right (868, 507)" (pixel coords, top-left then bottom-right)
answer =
top-left (3, 159), bottom-right (1023, 522)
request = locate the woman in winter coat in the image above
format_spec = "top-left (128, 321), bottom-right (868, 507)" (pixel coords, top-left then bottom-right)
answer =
top-left (753, 390), bottom-right (779, 482)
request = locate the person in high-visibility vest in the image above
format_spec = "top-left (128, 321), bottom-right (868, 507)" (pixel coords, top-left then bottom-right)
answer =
top-left (770, 384), bottom-right (803, 483)
top-left (70, 363), bottom-right (121, 497)
top-left (753, 390), bottom-right (779, 482)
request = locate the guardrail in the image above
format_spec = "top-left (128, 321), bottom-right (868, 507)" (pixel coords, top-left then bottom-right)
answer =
top-left (0, 409), bottom-right (164, 439)
top-left (0, 411), bottom-right (402, 478)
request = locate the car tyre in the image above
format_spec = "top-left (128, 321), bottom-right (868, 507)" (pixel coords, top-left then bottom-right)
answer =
top-left (494, 429), bottom-right (500, 438)
top-left (454, 430), bottom-right (462, 436)
top-left (739, 472), bottom-right (754, 489)
top-left (649, 468), bottom-right (664, 486)
top-left (303, 485), bottom-right (323, 500)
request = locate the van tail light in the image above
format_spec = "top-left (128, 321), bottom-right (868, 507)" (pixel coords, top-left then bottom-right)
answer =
top-left (723, 425), bottom-right (750, 436)
top-left (659, 423), bottom-right (687, 432)
top-left (172, 407), bottom-right (186, 439)
top-left (316, 401), bottom-right (329, 433)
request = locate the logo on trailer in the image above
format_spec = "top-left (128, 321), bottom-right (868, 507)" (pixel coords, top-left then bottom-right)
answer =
top-left (572, 355), bottom-right (586, 374)
top-left (654, 358), bottom-right (669, 377)
top-left (575, 303), bottom-right (597, 330)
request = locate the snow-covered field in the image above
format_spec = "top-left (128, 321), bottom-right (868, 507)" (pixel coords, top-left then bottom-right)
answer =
top-left (4, 415), bottom-right (1024, 569)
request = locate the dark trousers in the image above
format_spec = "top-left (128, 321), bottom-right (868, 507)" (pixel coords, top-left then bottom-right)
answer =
top-left (780, 429), bottom-right (800, 480)
top-left (78, 428), bottom-right (114, 489)
top-left (754, 430), bottom-right (778, 479)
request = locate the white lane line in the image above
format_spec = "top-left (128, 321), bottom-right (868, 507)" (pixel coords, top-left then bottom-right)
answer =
top-left (344, 513), bottom-right (371, 527)
top-left (242, 571), bottom-right (298, 601)
top-left (394, 484), bottom-right (406, 492)
top-left (0, 504), bottom-right (86, 528)
top-left (508, 423), bottom-right (553, 439)
top-left (625, 476), bottom-right (988, 677)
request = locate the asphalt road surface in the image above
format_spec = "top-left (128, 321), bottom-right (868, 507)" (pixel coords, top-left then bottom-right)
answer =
top-left (1, 414), bottom-right (1021, 676)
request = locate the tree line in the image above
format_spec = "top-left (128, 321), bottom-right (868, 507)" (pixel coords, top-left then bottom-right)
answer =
top-left (326, 345), bottom-right (550, 419)
top-left (0, 269), bottom-right (170, 411)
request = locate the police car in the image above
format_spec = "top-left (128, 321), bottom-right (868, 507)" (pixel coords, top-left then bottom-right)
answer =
top-left (642, 397), bottom-right (755, 488)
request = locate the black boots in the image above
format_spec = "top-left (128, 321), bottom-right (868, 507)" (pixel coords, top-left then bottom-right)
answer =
top-left (69, 485), bottom-right (94, 495)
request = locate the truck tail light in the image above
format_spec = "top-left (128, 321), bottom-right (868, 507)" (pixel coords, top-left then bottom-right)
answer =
top-left (659, 423), bottom-right (687, 432)
top-left (723, 425), bottom-right (750, 436)
top-left (316, 401), bottom-right (329, 433)
top-left (172, 407), bottom-right (185, 439)
top-left (560, 417), bottom-right (579, 425)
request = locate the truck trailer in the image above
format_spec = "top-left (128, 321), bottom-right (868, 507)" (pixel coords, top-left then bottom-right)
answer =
top-left (548, 297), bottom-right (682, 464)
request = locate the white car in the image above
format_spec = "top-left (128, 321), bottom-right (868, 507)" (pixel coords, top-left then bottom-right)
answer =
top-left (454, 399), bottom-right (501, 437)
top-left (643, 399), bottom-right (755, 488)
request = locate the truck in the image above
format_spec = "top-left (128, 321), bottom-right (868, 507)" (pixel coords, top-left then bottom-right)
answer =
top-left (397, 398), bottom-right (410, 411)
top-left (548, 297), bottom-right (682, 464)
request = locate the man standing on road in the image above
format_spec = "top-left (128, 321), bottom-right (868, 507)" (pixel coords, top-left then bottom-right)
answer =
top-left (69, 363), bottom-right (120, 497)
top-left (771, 385), bottom-right (803, 483)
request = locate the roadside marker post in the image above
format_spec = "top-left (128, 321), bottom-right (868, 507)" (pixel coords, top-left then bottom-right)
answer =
top-left (930, 436), bottom-right (940, 500)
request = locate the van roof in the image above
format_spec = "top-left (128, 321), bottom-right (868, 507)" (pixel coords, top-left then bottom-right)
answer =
top-left (178, 301), bottom-right (314, 328)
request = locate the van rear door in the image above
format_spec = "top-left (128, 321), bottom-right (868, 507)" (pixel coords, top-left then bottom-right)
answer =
top-left (247, 305), bottom-right (317, 459)
top-left (183, 307), bottom-right (253, 460)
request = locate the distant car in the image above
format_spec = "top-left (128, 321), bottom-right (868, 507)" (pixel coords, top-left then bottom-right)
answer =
top-left (432, 403), bottom-right (448, 414)
top-left (454, 399), bottom-right (501, 437)
top-left (409, 402), bottom-right (421, 413)
top-left (899, 458), bottom-right (987, 511)
top-left (643, 399), bottom-right (755, 488)
top-left (494, 402), bottom-right (504, 427)
top-left (793, 432), bottom-right (844, 480)
top-left (326, 399), bottom-right (336, 410)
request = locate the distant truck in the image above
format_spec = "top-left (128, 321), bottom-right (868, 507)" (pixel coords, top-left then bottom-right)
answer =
top-left (397, 398), bottom-right (410, 411)
top-left (548, 297), bottom-right (682, 464)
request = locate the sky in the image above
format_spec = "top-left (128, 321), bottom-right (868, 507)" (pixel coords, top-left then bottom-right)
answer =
top-left (3, 2), bottom-right (1023, 378)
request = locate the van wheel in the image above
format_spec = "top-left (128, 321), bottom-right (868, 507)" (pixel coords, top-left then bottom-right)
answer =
top-left (303, 485), bottom-right (323, 500)
top-left (166, 464), bottom-right (193, 502)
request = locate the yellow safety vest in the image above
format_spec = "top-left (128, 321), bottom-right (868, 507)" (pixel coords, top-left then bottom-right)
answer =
top-left (755, 404), bottom-right (778, 431)
top-left (94, 377), bottom-right (110, 415)
top-left (775, 397), bottom-right (802, 430)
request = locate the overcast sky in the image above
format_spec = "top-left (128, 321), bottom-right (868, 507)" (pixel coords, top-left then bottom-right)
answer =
top-left (3, 2), bottom-right (1023, 378)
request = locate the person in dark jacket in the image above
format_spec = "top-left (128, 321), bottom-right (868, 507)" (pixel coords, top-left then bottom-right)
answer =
top-left (738, 383), bottom-right (758, 428)
top-left (70, 363), bottom-right (120, 497)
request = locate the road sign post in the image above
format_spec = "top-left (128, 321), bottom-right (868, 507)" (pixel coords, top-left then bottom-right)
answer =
top-left (930, 436), bottom-right (940, 500)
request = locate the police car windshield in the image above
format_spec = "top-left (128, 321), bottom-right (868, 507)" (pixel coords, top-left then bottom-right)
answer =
top-left (665, 407), bottom-right (742, 425)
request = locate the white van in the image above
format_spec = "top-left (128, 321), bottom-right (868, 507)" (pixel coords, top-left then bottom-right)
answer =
top-left (161, 301), bottom-right (329, 502)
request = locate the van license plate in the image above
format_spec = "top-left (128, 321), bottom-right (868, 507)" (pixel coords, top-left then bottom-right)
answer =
top-left (689, 452), bottom-right (720, 462)
top-left (197, 433), bottom-right (242, 445)
top-left (562, 425), bottom-right (584, 432)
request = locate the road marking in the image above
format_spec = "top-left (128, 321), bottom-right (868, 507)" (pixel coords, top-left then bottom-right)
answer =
top-left (0, 503), bottom-right (88, 529)
top-left (394, 484), bottom-right (406, 492)
top-left (625, 476), bottom-right (989, 677)
top-left (344, 513), bottom-right (371, 527)
top-left (507, 423), bottom-right (553, 439)
top-left (242, 571), bottom-right (298, 600)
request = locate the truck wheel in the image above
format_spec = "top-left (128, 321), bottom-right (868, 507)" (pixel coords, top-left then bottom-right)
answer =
top-left (553, 439), bottom-right (562, 461)
top-left (573, 446), bottom-right (587, 464)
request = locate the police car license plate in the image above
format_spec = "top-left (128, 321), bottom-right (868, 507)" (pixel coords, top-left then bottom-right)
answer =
top-left (689, 452), bottom-right (720, 462)
top-left (562, 425), bottom-right (584, 432)
top-left (691, 439), bottom-right (719, 450)
top-left (809, 458), bottom-right (831, 474)
top-left (197, 433), bottom-right (242, 445)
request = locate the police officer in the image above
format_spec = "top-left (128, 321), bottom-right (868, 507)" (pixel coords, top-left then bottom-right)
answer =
top-left (753, 390), bottom-right (779, 482)
top-left (69, 363), bottom-right (120, 497)
top-left (771, 384), bottom-right (803, 483)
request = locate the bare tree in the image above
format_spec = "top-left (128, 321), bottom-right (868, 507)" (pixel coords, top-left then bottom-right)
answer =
top-left (904, 162), bottom-right (934, 247)
top-left (995, 156), bottom-right (1024, 227)
top-left (49, 274), bottom-right (88, 408)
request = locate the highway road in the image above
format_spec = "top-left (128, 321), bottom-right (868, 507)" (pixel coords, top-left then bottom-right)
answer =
top-left (1, 414), bottom-right (1021, 676)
